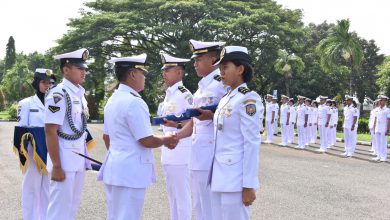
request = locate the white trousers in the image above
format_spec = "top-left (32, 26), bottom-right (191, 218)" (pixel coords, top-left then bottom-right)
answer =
top-left (163, 165), bottom-right (192, 220)
top-left (370, 129), bottom-right (377, 154)
top-left (273, 119), bottom-right (278, 134)
top-left (23, 145), bottom-right (49, 220)
top-left (319, 125), bottom-right (328, 149)
top-left (297, 125), bottom-right (306, 147)
top-left (104, 184), bottom-right (146, 220)
top-left (375, 132), bottom-right (388, 160)
top-left (327, 127), bottom-right (336, 147)
top-left (191, 170), bottom-right (212, 220)
top-left (210, 191), bottom-right (250, 220)
top-left (266, 121), bottom-right (274, 142)
top-left (280, 124), bottom-right (288, 145)
top-left (46, 171), bottom-right (85, 220)
top-left (287, 123), bottom-right (295, 143)
top-left (310, 124), bottom-right (317, 143)
top-left (343, 128), bottom-right (356, 154)
top-left (305, 126), bottom-right (311, 145)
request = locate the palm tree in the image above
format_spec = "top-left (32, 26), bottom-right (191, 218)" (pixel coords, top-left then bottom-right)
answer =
top-left (316, 19), bottom-right (364, 94)
top-left (274, 49), bottom-right (304, 97)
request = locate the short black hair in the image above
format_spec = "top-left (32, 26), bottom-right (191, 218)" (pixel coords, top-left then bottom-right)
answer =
top-left (230, 60), bottom-right (254, 83)
top-left (115, 66), bottom-right (132, 82)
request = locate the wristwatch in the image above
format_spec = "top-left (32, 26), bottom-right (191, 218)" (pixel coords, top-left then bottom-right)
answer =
top-left (177, 122), bottom-right (183, 129)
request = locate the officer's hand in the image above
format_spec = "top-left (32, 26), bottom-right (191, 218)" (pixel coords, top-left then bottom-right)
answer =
top-left (164, 133), bottom-right (179, 149)
top-left (163, 119), bottom-right (178, 128)
top-left (304, 123), bottom-right (307, 128)
top-left (242, 188), bottom-right (256, 206)
top-left (195, 108), bottom-right (214, 121)
top-left (325, 123), bottom-right (329, 128)
top-left (351, 126), bottom-right (355, 131)
top-left (51, 166), bottom-right (65, 182)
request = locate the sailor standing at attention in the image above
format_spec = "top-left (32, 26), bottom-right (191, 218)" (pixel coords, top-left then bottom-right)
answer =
top-left (159, 52), bottom-right (193, 220)
top-left (175, 39), bottom-right (227, 220)
top-left (210, 45), bottom-right (262, 220)
top-left (279, 95), bottom-right (290, 146)
top-left (44, 48), bottom-right (91, 220)
top-left (16, 68), bottom-right (56, 220)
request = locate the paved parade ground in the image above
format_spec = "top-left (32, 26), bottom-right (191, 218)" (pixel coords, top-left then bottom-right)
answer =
top-left (1, 122), bottom-right (390, 220)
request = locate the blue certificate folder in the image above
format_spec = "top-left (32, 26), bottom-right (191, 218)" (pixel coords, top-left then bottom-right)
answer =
top-left (152, 104), bottom-right (218, 125)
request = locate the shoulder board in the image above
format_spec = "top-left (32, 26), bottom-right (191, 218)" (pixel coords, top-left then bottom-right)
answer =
top-left (130, 92), bottom-right (141, 98)
top-left (213, 75), bottom-right (221, 82)
top-left (45, 84), bottom-right (59, 98)
top-left (238, 87), bottom-right (250, 94)
top-left (178, 86), bottom-right (188, 93)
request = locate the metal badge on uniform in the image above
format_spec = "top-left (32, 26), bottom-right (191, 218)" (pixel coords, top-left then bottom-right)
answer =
top-left (29, 109), bottom-right (39, 112)
top-left (48, 105), bottom-right (60, 113)
top-left (246, 104), bottom-right (256, 116)
top-left (53, 92), bottom-right (63, 104)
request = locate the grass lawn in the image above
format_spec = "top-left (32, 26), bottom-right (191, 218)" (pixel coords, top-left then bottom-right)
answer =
top-left (336, 131), bottom-right (390, 144)
top-left (0, 111), bottom-right (10, 119)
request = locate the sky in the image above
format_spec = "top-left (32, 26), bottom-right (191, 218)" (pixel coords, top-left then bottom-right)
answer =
top-left (0, 0), bottom-right (389, 60)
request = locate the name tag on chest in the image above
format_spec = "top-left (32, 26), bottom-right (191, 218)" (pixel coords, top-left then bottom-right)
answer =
top-left (73, 100), bottom-right (80, 104)
top-left (29, 109), bottom-right (39, 112)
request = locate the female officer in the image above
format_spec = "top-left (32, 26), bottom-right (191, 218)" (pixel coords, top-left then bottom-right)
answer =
top-left (209, 46), bottom-right (262, 220)
top-left (17, 68), bottom-right (56, 220)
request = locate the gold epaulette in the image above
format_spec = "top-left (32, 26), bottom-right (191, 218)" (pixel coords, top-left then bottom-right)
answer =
top-left (238, 87), bottom-right (250, 94)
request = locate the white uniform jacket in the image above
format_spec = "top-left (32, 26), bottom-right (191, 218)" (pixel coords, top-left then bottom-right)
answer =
top-left (318, 104), bottom-right (330, 126)
top-left (18, 95), bottom-right (46, 127)
top-left (289, 105), bottom-right (297, 124)
top-left (280, 103), bottom-right (290, 125)
top-left (190, 69), bottom-right (228, 171)
top-left (98, 84), bottom-right (155, 188)
top-left (369, 107), bottom-right (378, 130)
top-left (296, 104), bottom-right (308, 126)
top-left (161, 81), bottom-right (193, 165)
top-left (343, 105), bottom-right (358, 129)
top-left (374, 106), bottom-right (390, 134)
top-left (265, 102), bottom-right (276, 123)
top-left (44, 79), bottom-right (90, 172)
top-left (211, 84), bottom-right (262, 192)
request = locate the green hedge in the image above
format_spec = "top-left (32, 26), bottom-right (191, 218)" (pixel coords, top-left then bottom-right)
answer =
top-left (337, 117), bottom-right (369, 133)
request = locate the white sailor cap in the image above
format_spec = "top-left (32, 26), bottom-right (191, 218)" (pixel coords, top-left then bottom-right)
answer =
top-left (272, 95), bottom-right (278, 100)
top-left (266, 94), bottom-right (273, 98)
top-left (378, 95), bottom-right (389, 100)
top-left (281, 94), bottom-right (289, 99)
top-left (109, 54), bottom-right (148, 72)
top-left (297, 95), bottom-right (305, 100)
top-left (319, 95), bottom-right (328, 99)
top-left (213, 46), bottom-right (251, 66)
top-left (160, 52), bottom-right (190, 70)
top-left (305, 98), bottom-right (312, 102)
top-left (189, 39), bottom-right (225, 58)
top-left (54, 48), bottom-right (89, 69)
top-left (34, 68), bottom-right (56, 83)
top-left (344, 95), bottom-right (353, 100)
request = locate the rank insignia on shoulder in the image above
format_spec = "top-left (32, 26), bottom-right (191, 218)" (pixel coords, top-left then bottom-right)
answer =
top-left (53, 92), bottom-right (63, 104)
top-left (246, 104), bottom-right (256, 116)
top-left (48, 105), bottom-right (60, 113)
top-left (238, 87), bottom-right (250, 94)
top-left (178, 86), bottom-right (188, 93)
top-left (213, 75), bottom-right (221, 81)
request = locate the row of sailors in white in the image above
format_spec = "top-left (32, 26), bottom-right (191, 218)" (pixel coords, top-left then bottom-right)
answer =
top-left (269, 95), bottom-right (340, 149)
top-left (369, 95), bottom-right (390, 162)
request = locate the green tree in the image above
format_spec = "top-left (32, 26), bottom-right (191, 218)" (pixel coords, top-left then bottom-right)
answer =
top-left (377, 56), bottom-right (390, 97)
top-left (354, 38), bottom-right (384, 103)
top-left (54, 0), bottom-right (305, 115)
top-left (0, 59), bottom-right (4, 82)
top-left (316, 19), bottom-right (364, 95)
top-left (4, 36), bottom-right (16, 72)
top-left (274, 49), bottom-right (304, 97)
top-left (1, 60), bottom-right (34, 103)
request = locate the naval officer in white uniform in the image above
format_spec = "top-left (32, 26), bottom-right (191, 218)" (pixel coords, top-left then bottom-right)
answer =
top-left (159, 52), bottom-right (193, 220)
top-left (97, 54), bottom-right (178, 220)
top-left (45, 48), bottom-right (92, 220)
top-left (17, 68), bottom-right (56, 220)
top-left (210, 46), bottom-right (262, 220)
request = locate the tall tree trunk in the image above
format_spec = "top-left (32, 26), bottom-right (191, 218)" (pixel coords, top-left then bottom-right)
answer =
top-left (284, 72), bottom-right (290, 97)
